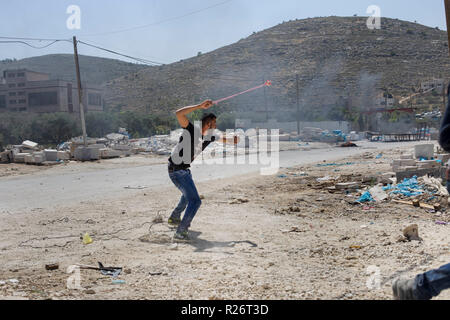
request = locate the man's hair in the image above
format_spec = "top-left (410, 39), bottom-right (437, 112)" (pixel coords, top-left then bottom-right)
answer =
top-left (202, 113), bottom-right (217, 127)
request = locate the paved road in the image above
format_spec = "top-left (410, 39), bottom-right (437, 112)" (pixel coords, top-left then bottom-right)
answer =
top-left (0, 141), bottom-right (427, 213)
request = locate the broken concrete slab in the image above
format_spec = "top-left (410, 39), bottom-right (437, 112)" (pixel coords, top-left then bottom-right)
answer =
top-left (414, 144), bottom-right (434, 159)
top-left (44, 149), bottom-right (58, 162)
top-left (99, 149), bottom-right (122, 159)
top-left (74, 147), bottom-right (99, 161)
top-left (436, 154), bottom-right (450, 164)
top-left (21, 140), bottom-right (39, 150)
top-left (13, 153), bottom-right (28, 163)
top-left (57, 151), bottom-right (71, 160)
top-left (396, 167), bottom-right (444, 182)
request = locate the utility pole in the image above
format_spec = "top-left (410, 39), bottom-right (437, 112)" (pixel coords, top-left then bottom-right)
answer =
top-left (296, 74), bottom-right (300, 135)
top-left (445, 0), bottom-right (450, 55)
top-left (263, 76), bottom-right (268, 122)
top-left (73, 36), bottom-right (88, 147)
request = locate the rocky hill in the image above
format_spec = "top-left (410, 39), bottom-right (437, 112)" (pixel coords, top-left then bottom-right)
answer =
top-left (0, 54), bottom-right (147, 85)
top-left (104, 16), bottom-right (450, 122)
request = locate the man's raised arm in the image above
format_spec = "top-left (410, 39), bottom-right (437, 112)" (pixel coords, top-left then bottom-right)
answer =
top-left (176, 100), bottom-right (213, 128)
top-left (439, 84), bottom-right (450, 152)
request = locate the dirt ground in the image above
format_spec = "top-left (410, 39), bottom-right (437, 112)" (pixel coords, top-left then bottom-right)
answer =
top-left (1, 144), bottom-right (449, 300)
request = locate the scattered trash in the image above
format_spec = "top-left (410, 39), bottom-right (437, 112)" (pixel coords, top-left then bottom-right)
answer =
top-left (357, 191), bottom-right (374, 203)
top-left (229, 198), bottom-right (249, 204)
top-left (45, 264), bottom-right (59, 271)
top-left (435, 221), bottom-right (449, 225)
top-left (0, 281), bottom-right (6, 285)
top-left (8, 279), bottom-right (19, 284)
top-left (278, 174), bottom-right (288, 178)
top-left (169, 243), bottom-right (178, 250)
top-left (340, 142), bottom-right (358, 148)
top-left (124, 186), bottom-right (149, 190)
top-left (84, 289), bottom-right (96, 295)
top-left (82, 233), bottom-right (93, 245)
top-left (403, 224), bottom-right (422, 242)
top-left (77, 262), bottom-right (122, 278)
top-left (112, 280), bottom-right (126, 285)
top-left (369, 186), bottom-right (388, 202)
top-left (376, 153), bottom-right (383, 159)
top-left (316, 162), bottom-right (354, 168)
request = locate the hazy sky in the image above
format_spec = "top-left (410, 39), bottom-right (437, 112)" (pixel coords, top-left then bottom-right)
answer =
top-left (0, 0), bottom-right (448, 64)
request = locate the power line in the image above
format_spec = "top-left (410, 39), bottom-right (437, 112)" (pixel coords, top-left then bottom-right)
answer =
top-left (0, 36), bottom-right (71, 42)
top-left (81, 0), bottom-right (234, 37)
top-left (0, 40), bottom-right (67, 49)
top-left (77, 40), bottom-right (165, 66)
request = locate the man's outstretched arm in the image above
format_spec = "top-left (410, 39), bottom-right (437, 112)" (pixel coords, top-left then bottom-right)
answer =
top-left (218, 134), bottom-right (240, 145)
top-left (176, 100), bottom-right (213, 128)
top-left (439, 84), bottom-right (450, 152)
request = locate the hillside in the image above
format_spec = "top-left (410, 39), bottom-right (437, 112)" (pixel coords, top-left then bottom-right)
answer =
top-left (104, 16), bottom-right (450, 122)
top-left (0, 54), bottom-right (148, 85)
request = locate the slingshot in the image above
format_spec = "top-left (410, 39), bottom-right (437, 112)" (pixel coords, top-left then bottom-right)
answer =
top-left (213, 80), bottom-right (272, 105)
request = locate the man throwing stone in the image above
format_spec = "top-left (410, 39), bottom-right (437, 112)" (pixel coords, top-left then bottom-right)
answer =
top-left (168, 100), bottom-right (238, 240)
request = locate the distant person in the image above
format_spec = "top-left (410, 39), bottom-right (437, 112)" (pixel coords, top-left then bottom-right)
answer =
top-left (167, 100), bottom-right (239, 240)
top-left (392, 83), bottom-right (450, 300)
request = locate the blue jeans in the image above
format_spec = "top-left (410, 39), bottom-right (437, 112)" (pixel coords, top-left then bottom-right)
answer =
top-left (414, 263), bottom-right (450, 300)
top-left (168, 169), bottom-right (202, 233)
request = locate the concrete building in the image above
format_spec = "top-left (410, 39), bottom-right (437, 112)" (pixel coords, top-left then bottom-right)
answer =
top-left (375, 92), bottom-right (395, 107)
top-left (421, 79), bottom-right (445, 92)
top-left (0, 69), bottom-right (103, 113)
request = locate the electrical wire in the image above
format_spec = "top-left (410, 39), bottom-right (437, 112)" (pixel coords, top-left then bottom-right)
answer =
top-left (77, 40), bottom-right (165, 66)
top-left (81, 0), bottom-right (234, 37)
top-left (0, 36), bottom-right (71, 42)
top-left (0, 40), bottom-right (67, 49)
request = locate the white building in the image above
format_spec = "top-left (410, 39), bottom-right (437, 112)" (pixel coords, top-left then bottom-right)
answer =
top-left (421, 79), bottom-right (445, 92)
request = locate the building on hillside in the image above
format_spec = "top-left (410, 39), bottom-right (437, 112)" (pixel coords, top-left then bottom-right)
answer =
top-left (421, 79), bottom-right (445, 92)
top-left (375, 92), bottom-right (395, 107)
top-left (0, 69), bottom-right (103, 113)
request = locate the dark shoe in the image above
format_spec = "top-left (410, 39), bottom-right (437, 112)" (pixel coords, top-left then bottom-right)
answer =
top-left (174, 230), bottom-right (189, 241)
top-left (168, 217), bottom-right (181, 226)
top-left (392, 278), bottom-right (418, 300)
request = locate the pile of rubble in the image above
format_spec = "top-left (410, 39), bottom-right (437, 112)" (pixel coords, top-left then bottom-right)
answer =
top-left (0, 140), bottom-right (65, 165)
top-left (391, 144), bottom-right (449, 181)
top-left (299, 127), bottom-right (357, 143)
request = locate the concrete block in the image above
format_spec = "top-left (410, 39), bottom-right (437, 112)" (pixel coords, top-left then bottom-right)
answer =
top-left (0, 151), bottom-right (13, 163)
top-left (396, 168), bottom-right (444, 182)
top-left (112, 145), bottom-right (131, 151)
top-left (33, 152), bottom-right (46, 164)
top-left (392, 166), bottom-right (404, 173)
top-left (74, 147), bottom-right (92, 161)
top-left (57, 151), bottom-right (71, 160)
top-left (417, 160), bottom-right (440, 169)
top-left (99, 149), bottom-right (122, 159)
top-left (415, 144), bottom-right (434, 159)
top-left (88, 144), bottom-right (106, 150)
top-left (88, 148), bottom-right (100, 160)
top-left (24, 154), bottom-right (35, 164)
top-left (437, 154), bottom-right (450, 164)
top-left (44, 149), bottom-right (58, 162)
top-left (401, 159), bottom-right (417, 166)
top-left (14, 153), bottom-right (28, 163)
top-left (400, 154), bottom-right (413, 160)
top-left (22, 140), bottom-right (39, 150)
